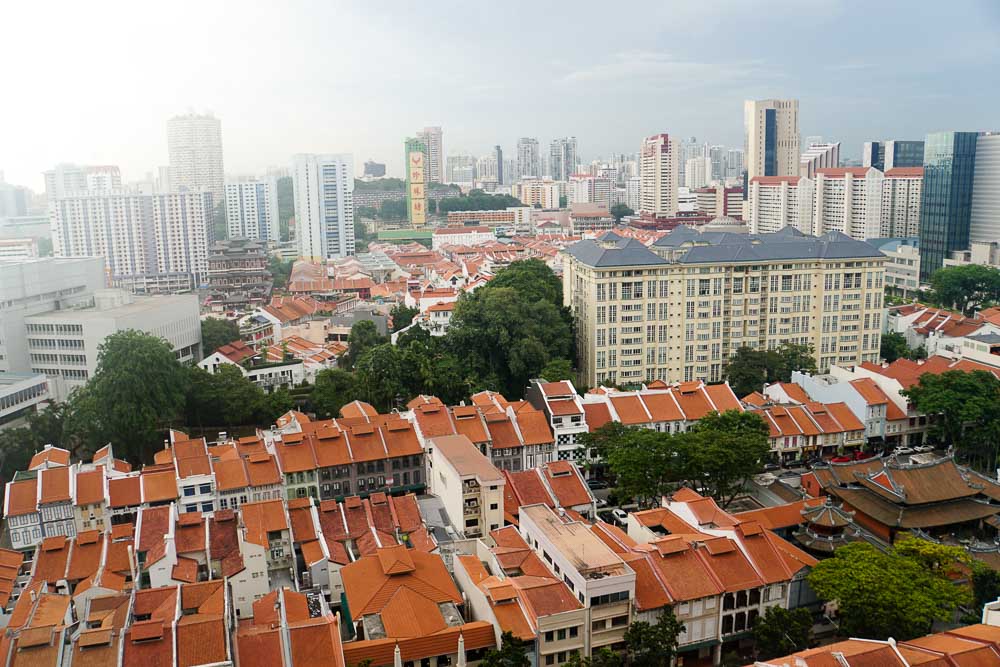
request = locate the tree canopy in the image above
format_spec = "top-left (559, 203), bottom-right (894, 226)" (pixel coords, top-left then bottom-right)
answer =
top-left (481, 632), bottom-right (530, 667)
top-left (200, 317), bottom-right (240, 356)
top-left (880, 331), bottom-right (926, 363)
top-left (930, 264), bottom-right (1000, 316)
top-left (341, 320), bottom-right (388, 371)
top-left (309, 369), bottom-right (357, 419)
top-left (752, 606), bottom-right (812, 659)
top-left (389, 304), bottom-right (419, 332)
top-left (807, 538), bottom-right (971, 640)
top-left (610, 204), bottom-right (634, 221)
top-left (438, 192), bottom-right (523, 213)
top-left (623, 608), bottom-right (684, 667)
top-left (902, 369), bottom-right (1000, 471)
top-left (724, 343), bottom-right (818, 397)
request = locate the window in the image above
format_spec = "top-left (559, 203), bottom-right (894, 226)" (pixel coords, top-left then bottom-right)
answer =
top-left (199, 483), bottom-right (212, 495)
top-left (569, 626), bottom-right (578, 638)
top-left (611, 615), bottom-right (628, 628)
top-left (183, 486), bottom-right (196, 497)
top-left (557, 629), bottom-right (566, 640)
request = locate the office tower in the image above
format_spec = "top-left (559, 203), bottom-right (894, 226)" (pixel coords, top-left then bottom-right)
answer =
top-left (812, 167), bottom-right (884, 240)
top-left (569, 174), bottom-right (612, 209)
top-left (476, 154), bottom-right (498, 183)
top-left (503, 158), bottom-right (517, 186)
top-left (708, 146), bottom-right (726, 181)
top-left (50, 191), bottom-right (214, 292)
top-left (404, 138), bottom-right (428, 227)
top-left (639, 134), bottom-right (680, 217)
top-left (864, 140), bottom-right (925, 171)
top-left (918, 132), bottom-right (979, 280)
top-left (725, 149), bottom-right (744, 181)
top-left (743, 99), bottom-right (800, 195)
top-left (747, 176), bottom-right (814, 234)
top-left (167, 113), bottom-right (224, 202)
top-left (563, 228), bottom-right (886, 386)
top-left (42, 164), bottom-right (122, 199)
top-left (800, 143), bottom-right (841, 179)
top-left (292, 153), bottom-right (355, 260)
top-left (446, 155), bottom-right (476, 183)
top-left (881, 168), bottom-right (923, 238)
top-left (494, 145), bottom-right (504, 185)
top-left (156, 166), bottom-right (172, 192)
top-left (416, 126), bottom-right (443, 183)
top-left (363, 160), bottom-right (386, 178)
top-left (225, 180), bottom-right (280, 241)
top-left (549, 138), bottom-right (578, 181)
top-left (970, 134), bottom-right (1000, 244)
top-left (625, 177), bottom-right (641, 211)
top-left (684, 156), bottom-right (712, 189)
top-left (517, 138), bottom-right (541, 179)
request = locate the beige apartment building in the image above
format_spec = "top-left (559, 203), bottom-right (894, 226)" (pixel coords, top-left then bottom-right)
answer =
top-left (563, 227), bottom-right (886, 388)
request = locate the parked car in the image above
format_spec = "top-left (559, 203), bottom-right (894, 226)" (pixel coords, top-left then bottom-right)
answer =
top-left (763, 463), bottom-right (781, 472)
top-left (894, 447), bottom-right (915, 456)
top-left (587, 478), bottom-right (610, 490)
top-left (611, 509), bottom-right (628, 525)
top-left (914, 445), bottom-right (934, 453)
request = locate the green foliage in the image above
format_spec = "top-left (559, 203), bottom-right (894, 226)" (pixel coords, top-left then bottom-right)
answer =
top-left (724, 343), bottom-right (818, 397)
top-left (565, 648), bottom-right (623, 667)
top-left (752, 606), bottom-right (813, 659)
top-left (610, 204), bottom-right (634, 221)
top-left (276, 176), bottom-right (293, 241)
top-left (259, 387), bottom-right (295, 423)
top-left (355, 344), bottom-right (405, 411)
top-left (356, 206), bottom-right (379, 220)
top-left (268, 255), bottom-right (294, 290)
top-left (539, 358), bottom-right (574, 382)
top-left (683, 411), bottom-right (771, 507)
top-left (353, 177), bottom-right (405, 191)
top-left (481, 631), bottom-right (531, 667)
top-left (437, 192), bottom-right (523, 213)
top-left (902, 370), bottom-right (1000, 470)
top-left (807, 537), bottom-right (972, 640)
top-left (605, 427), bottom-right (680, 505)
top-left (379, 199), bottom-right (408, 220)
top-left (972, 563), bottom-right (1000, 619)
top-left (0, 401), bottom-right (89, 481)
top-left (200, 317), bottom-right (240, 356)
top-left (309, 369), bottom-right (357, 418)
top-left (486, 258), bottom-right (563, 304)
top-left (341, 320), bottom-right (389, 371)
top-left (880, 331), bottom-right (926, 363)
top-left (427, 197), bottom-right (437, 214)
top-left (80, 330), bottom-right (188, 463)
top-left (397, 331), bottom-right (475, 405)
top-left (559, 195), bottom-right (568, 207)
top-left (624, 608), bottom-right (684, 667)
top-left (354, 221), bottom-right (373, 252)
top-left (184, 365), bottom-right (276, 428)
top-left (930, 264), bottom-right (1000, 315)
top-left (389, 304), bottom-right (419, 332)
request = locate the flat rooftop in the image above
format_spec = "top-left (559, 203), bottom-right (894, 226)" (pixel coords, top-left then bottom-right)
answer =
top-left (0, 372), bottom-right (48, 387)
top-left (25, 293), bottom-right (196, 321)
top-left (520, 504), bottom-right (628, 577)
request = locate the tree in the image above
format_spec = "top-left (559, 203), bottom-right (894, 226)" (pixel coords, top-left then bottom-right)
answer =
top-left (268, 255), bottom-right (294, 290)
top-left (201, 317), bottom-right (240, 356)
top-left (807, 538), bottom-right (971, 640)
top-left (880, 331), bottom-right (911, 363)
top-left (566, 649), bottom-right (623, 667)
top-left (342, 320), bottom-right (388, 371)
top-left (559, 195), bottom-right (568, 207)
top-left (902, 369), bottom-right (1000, 470)
top-left (624, 608), bottom-right (684, 667)
top-left (258, 387), bottom-right (295, 423)
top-left (971, 563), bottom-right (1000, 621)
top-left (276, 176), bottom-right (294, 241)
top-left (379, 199), bottom-right (408, 220)
top-left (437, 193), bottom-right (523, 214)
top-left (184, 365), bottom-right (265, 427)
top-left (310, 369), bottom-right (357, 418)
top-left (930, 264), bottom-right (1000, 315)
top-left (752, 606), bottom-right (812, 659)
top-left (355, 344), bottom-right (405, 411)
top-left (539, 358), bottom-right (574, 382)
top-left (481, 631), bottom-right (530, 667)
top-left (486, 258), bottom-right (564, 306)
top-left (724, 343), bottom-right (818, 397)
top-left (81, 330), bottom-right (187, 462)
top-left (610, 204), bottom-right (634, 222)
top-left (389, 304), bottom-right (419, 332)
top-left (604, 428), bottom-right (680, 506)
top-left (680, 410), bottom-right (770, 507)
top-left (427, 197), bottom-right (437, 214)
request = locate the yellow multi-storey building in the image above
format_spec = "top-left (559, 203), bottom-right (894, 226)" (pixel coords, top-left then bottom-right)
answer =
top-left (563, 227), bottom-right (887, 389)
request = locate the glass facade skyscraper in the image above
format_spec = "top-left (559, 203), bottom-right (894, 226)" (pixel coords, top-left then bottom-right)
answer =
top-left (918, 132), bottom-right (979, 280)
top-left (864, 140), bottom-right (925, 171)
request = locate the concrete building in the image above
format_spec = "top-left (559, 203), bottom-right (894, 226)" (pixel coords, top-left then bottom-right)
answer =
top-left (166, 113), bottom-right (224, 201)
top-left (569, 204), bottom-right (614, 236)
top-left (744, 99), bottom-right (800, 190)
top-left (684, 156), bottom-right (713, 189)
top-left (563, 227), bottom-right (886, 388)
top-left (748, 176), bottom-right (814, 234)
top-left (800, 142), bottom-right (841, 179)
top-left (945, 240), bottom-right (1000, 270)
top-left (426, 434), bottom-right (504, 539)
top-left (970, 134), bottom-right (1000, 245)
top-left (205, 238), bottom-right (273, 312)
top-left (417, 126), bottom-right (444, 183)
top-left (23, 289), bottom-right (201, 400)
top-left (863, 140), bottom-right (925, 172)
top-left (225, 180), bottom-right (279, 242)
top-left (0, 180), bottom-right (31, 218)
top-left (431, 226), bottom-right (495, 250)
top-left (49, 190), bottom-right (214, 292)
top-left (881, 167), bottom-right (924, 238)
top-left (446, 154), bottom-right (476, 184)
top-left (0, 238), bottom-right (38, 259)
top-left (550, 138), bottom-right (578, 182)
top-left (726, 149), bottom-right (744, 181)
top-left (292, 153), bottom-right (355, 261)
top-left (870, 238), bottom-right (921, 293)
top-left (694, 186), bottom-right (744, 219)
top-left (0, 372), bottom-right (50, 431)
top-left (518, 137), bottom-right (541, 179)
top-left (569, 174), bottom-right (612, 209)
top-left (514, 179), bottom-right (561, 209)
top-left (42, 164), bottom-right (122, 199)
top-left (812, 167), bottom-right (884, 241)
top-left (640, 134), bottom-right (680, 217)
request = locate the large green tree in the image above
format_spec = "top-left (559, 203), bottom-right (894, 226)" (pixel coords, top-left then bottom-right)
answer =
top-left (268, 255), bottom-right (294, 290)
top-left (807, 538), bottom-right (971, 640)
top-left (310, 369), bottom-right (357, 418)
top-left (902, 369), bottom-right (1000, 471)
top-left (752, 606), bottom-right (812, 660)
top-left (930, 264), bottom-right (1000, 315)
top-left (389, 304), bottom-right (419, 332)
top-left (724, 343), bottom-right (818, 397)
top-left (355, 344), bottom-right (405, 411)
top-left (201, 317), bottom-right (240, 356)
top-left (485, 258), bottom-right (563, 305)
top-left (610, 204), bottom-right (634, 221)
top-left (438, 192), bottom-right (523, 213)
top-left (623, 608), bottom-right (684, 667)
top-left (341, 320), bottom-right (388, 371)
top-left (481, 631), bottom-right (530, 667)
top-left (79, 330), bottom-right (187, 462)
top-left (604, 427), bottom-right (681, 506)
top-left (880, 331), bottom-right (914, 363)
top-left (680, 410), bottom-right (771, 507)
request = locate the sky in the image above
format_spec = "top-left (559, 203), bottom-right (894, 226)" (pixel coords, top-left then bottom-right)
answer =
top-left (3, 0), bottom-right (999, 191)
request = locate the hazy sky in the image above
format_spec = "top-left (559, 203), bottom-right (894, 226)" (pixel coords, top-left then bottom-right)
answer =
top-left (3, 0), bottom-right (999, 191)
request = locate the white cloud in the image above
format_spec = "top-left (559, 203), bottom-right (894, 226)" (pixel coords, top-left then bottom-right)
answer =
top-left (559, 51), bottom-right (770, 89)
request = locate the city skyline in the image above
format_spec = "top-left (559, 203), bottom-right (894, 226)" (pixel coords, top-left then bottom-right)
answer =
top-left (3, 0), bottom-right (1000, 190)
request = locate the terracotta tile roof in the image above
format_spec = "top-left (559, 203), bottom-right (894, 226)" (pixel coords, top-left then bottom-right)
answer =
top-left (38, 466), bottom-right (71, 504)
top-left (240, 499), bottom-right (288, 548)
top-left (274, 434), bottom-right (318, 473)
top-left (141, 470), bottom-right (178, 504)
top-left (215, 339), bottom-right (256, 363)
top-left (885, 167), bottom-right (924, 178)
top-left (74, 468), bottom-right (105, 507)
top-left (609, 395), bottom-right (650, 424)
top-left (451, 407), bottom-right (490, 444)
top-left (341, 547), bottom-right (461, 619)
top-left (213, 457), bottom-right (249, 492)
top-left (694, 536), bottom-right (764, 592)
top-left (171, 557), bottom-right (200, 583)
top-left (340, 400), bottom-right (378, 419)
top-left (750, 175), bottom-right (801, 185)
top-left (583, 402), bottom-right (613, 431)
top-left (849, 378), bottom-right (890, 405)
top-left (28, 446), bottom-right (70, 470)
top-left (177, 615), bottom-right (229, 667)
top-left (412, 403), bottom-right (456, 438)
top-left (246, 452), bottom-right (282, 487)
top-left (513, 407), bottom-right (553, 446)
top-left (66, 531), bottom-right (104, 583)
top-left (33, 536), bottom-right (70, 583)
top-left (734, 498), bottom-right (824, 530)
top-left (5, 478), bottom-right (37, 516)
top-left (288, 615), bottom-right (346, 667)
top-left (123, 622), bottom-right (173, 667)
top-left (816, 167), bottom-right (872, 178)
top-left (541, 461), bottom-right (593, 508)
top-left (510, 576), bottom-right (582, 620)
top-left (137, 505), bottom-right (172, 560)
top-left (860, 355), bottom-right (1000, 390)
top-left (639, 392), bottom-right (685, 422)
top-left (484, 412), bottom-right (522, 448)
top-left (547, 398), bottom-right (582, 416)
top-left (208, 509), bottom-right (241, 563)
